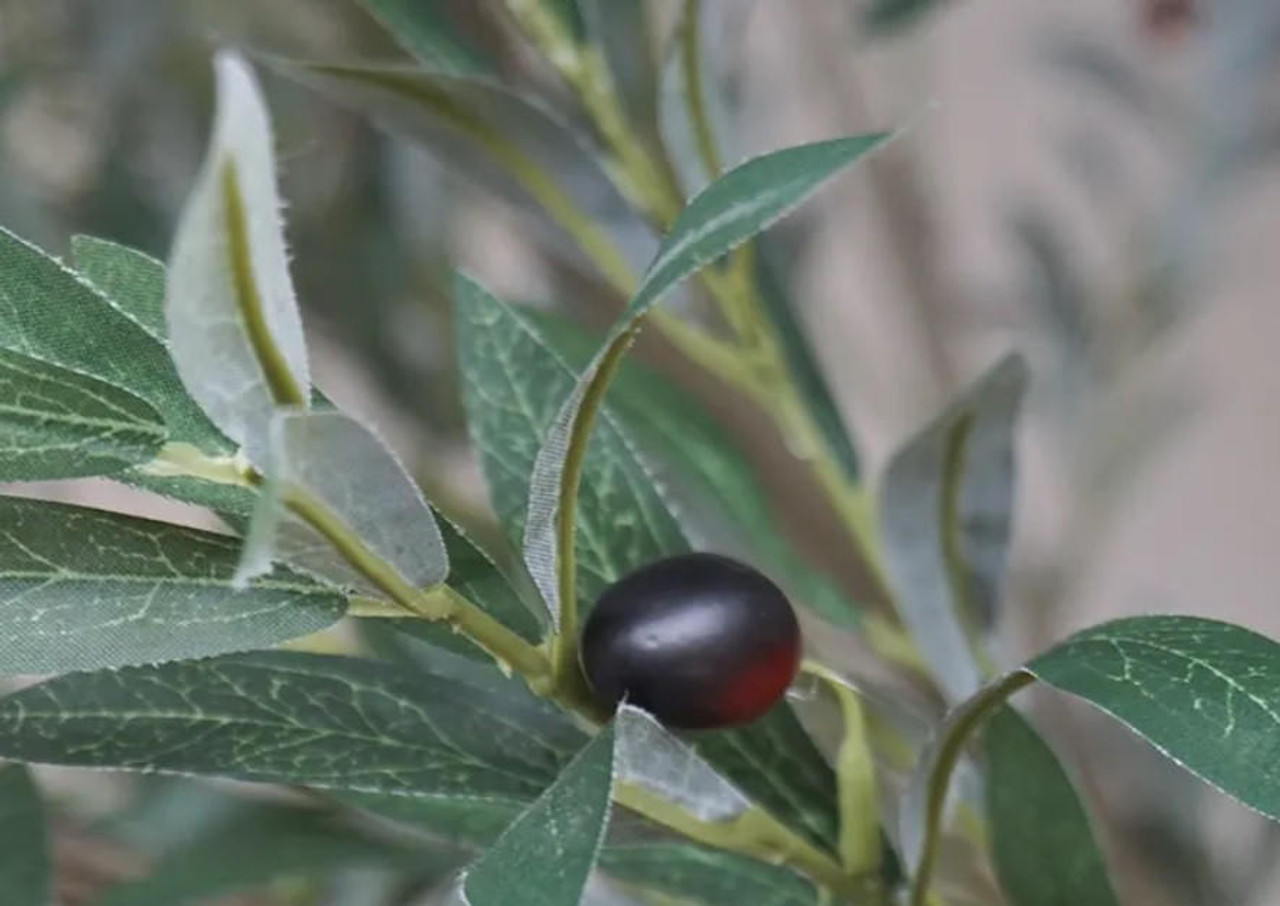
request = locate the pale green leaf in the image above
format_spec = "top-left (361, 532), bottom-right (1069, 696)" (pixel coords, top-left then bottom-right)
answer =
top-left (523, 134), bottom-right (889, 631)
top-left (0, 764), bottom-right (50, 906)
top-left (356, 0), bottom-right (490, 74)
top-left (0, 348), bottom-right (165, 480)
top-left (166, 51), bottom-right (309, 465)
top-left (96, 804), bottom-right (458, 906)
top-left (1029, 616), bottom-right (1280, 822)
top-left (878, 354), bottom-right (1028, 702)
top-left (983, 707), bottom-right (1120, 906)
top-left (463, 726), bottom-right (616, 906)
top-left (0, 495), bottom-right (344, 674)
top-left (236, 409), bottom-right (448, 589)
top-left (0, 652), bottom-right (585, 801)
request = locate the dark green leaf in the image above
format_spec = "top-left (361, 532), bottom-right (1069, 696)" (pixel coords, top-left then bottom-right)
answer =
top-left (600, 840), bottom-right (818, 906)
top-left (454, 278), bottom-right (684, 611)
top-left (982, 707), bottom-right (1120, 906)
top-left (356, 0), bottom-right (490, 74)
top-left (754, 243), bottom-right (861, 485)
top-left (463, 726), bottom-right (616, 906)
top-left (1029, 616), bottom-right (1280, 823)
top-left (863, 0), bottom-right (948, 36)
top-left (69, 234), bottom-right (262, 516)
top-left (0, 764), bottom-right (50, 906)
top-left (96, 804), bottom-right (458, 906)
top-left (878, 354), bottom-right (1028, 702)
top-left (0, 348), bottom-right (166, 480)
top-left (0, 495), bottom-right (345, 674)
top-left (527, 311), bottom-right (865, 631)
top-left (0, 652), bottom-right (584, 802)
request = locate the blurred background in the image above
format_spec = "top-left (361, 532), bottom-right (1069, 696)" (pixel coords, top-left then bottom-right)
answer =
top-left (1, 0), bottom-right (1279, 904)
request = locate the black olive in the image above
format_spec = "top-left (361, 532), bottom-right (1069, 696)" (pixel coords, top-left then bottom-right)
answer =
top-left (579, 553), bottom-right (801, 730)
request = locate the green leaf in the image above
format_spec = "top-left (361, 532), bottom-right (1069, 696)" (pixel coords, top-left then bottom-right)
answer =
top-left (600, 840), bottom-right (819, 906)
top-left (454, 277), bottom-right (684, 616)
top-left (982, 707), bottom-right (1120, 906)
top-left (0, 764), bottom-right (50, 906)
top-left (269, 59), bottom-right (643, 261)
top-left (753, 244), bottom-right (861, 486)
top-left (1028, 616), bottom-right (1280, 823)
top-left (463, 726), bottom-right (616, 906)
top-left (454, 281), bottom-right (840, 853)
top-left (862, 0), bottom-right (948, 36)
top-left (523, 133), bottom-right (890, 634)
top-left (878, 354), bottom-right (1028, 702)
top-left (235, 409), bottom-right (448, 589)
top-left (356, 0), bottom-right (490, 74)
top-left (0, 651), bottom-right (585, 802)
top-left (96, 804), bottom-right (459, 906)
top-left (527, 311), bottom-right (866, 631)
top-left (0, 495), bottom-right (345, 674)
top-left (0, 348), bottom-right (166, 480)
top-left (166, 52), bottom-right (310, 465)
top-left (71, 234), bottom-right (258, 516)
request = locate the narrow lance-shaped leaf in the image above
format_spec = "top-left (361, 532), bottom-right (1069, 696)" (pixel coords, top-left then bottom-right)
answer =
top-left (463, 726), bottom-right (616, 906)
top-left (983, 707), bottom-right (1120, 906)
top-left (234, 408), bottom-right (448, 589)
top-left (0, 764), bottom-right (50, 906)
top-left (356, 0), bottom-right (491, 74)
top-left (0, 347), bottom-right (166, 480)
top-left (0, 495), bottom-right (345, 674)
top-left (166, 51), bottom-right (310, 466)
top-left (599, 840), bottom-right (820, 906)
top-left (878, 353), bottom-right (1028, 703)
top-left (906, 616), bottom-right (1280, 902)
top-left (0, 651), bottom-right (587, 801)
top-left (523, 134), bottom-right (890, 622)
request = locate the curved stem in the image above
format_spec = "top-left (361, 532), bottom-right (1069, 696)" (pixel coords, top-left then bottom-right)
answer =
top-left (679, 0), bottom-right (723, 181)
top-left (909, 671), bottom-right (1035, 906)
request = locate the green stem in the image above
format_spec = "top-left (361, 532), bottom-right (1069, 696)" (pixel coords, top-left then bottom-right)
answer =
top-left (909, 671), bottom-right (1036, 906)
top-left (801, 660), bottom-right (883, 876)
top-left (679, 0), bottom-right (723, 181)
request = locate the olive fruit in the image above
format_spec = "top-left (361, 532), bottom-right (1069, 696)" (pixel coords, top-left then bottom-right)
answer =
top-left (579, 552), bottom-right (801, 730)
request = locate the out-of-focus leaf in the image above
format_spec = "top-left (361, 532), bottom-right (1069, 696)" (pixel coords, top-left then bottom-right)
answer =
top-left (600, 840), bottom-right (818, 906)
top-left (0, 652), bottom-right (586, 801)
top-left (454, 276), bottom-right (684, 617)
top-left (71, 234), bottom-right (257, 515)
top-left (0, 348), bottom-right (166, 480)
top-left (166, 52), bottom-right (310, 466)
top-left (95, 804), bottom-right (459, 906)
top-left (878, 354), bottom-right (1028, 703)
top-left (0, 495), bottom-right (345, 674)
top-left (356, 0), bottom-right (490, 74)
top-left (235, 409), bottom-right (448, 589)
top-left (754, 243), bottom-right (862, 485)
top-left (982, 707), bottom-right (1120, 906)
top-left (526, 311), bottom-right (864, 630)
top-left (862, 0), bottom-right (949, 36)
top-left (0, 765), bottom-right (49, 906)
top-left (1028, 616), bottom-right (1280, 823)
top-left (462, 726), bottom-right (616, 906)
top-left (270, 59), bottom-right (652, 270)
top-left (581, 0), bottom-right (659, 135)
